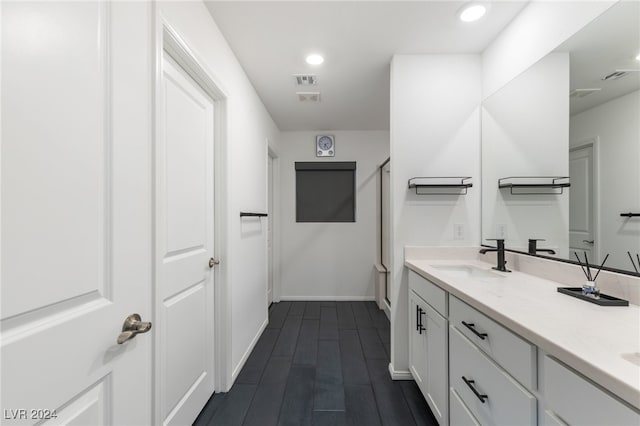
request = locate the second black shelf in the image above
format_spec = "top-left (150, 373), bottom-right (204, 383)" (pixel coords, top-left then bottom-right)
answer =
top-left (498, 176), bottom-right (570, 195)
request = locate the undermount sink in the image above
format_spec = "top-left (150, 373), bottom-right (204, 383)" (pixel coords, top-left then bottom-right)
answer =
top-left (621, 352), bottom-right (640, 367)
top-left (430, 264), bottom-right (505, 280)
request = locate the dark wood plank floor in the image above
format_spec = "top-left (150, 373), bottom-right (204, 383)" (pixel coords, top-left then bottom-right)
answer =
top-left (193, 301), bottom-right (438, 426)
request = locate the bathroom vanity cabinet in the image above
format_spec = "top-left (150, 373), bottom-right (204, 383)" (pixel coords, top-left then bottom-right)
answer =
top-left (407, 269), bottom-right (640, 426)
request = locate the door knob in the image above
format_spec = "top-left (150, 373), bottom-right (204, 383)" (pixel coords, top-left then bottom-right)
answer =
top-left (117, 313), bottom-right (152, 344)
top-left (583, 240), bottom-right (595, 244)
top-left (209, 258), bottom-right (220, 268)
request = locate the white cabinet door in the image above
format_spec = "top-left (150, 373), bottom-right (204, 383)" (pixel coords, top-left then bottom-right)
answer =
top-left (1, 2), bottom-right (152, 424)
top-left (424, 302), bottom-right (448, 426)
top-left (156, 54), bottom-right (216, 425)
top-left (409, 290), bottom-right (449, 425)
top-left (409, 291), bottom-right (428, 391)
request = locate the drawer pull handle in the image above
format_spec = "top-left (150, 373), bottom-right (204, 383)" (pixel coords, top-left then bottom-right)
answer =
top-left (462, 376), bottom-right (488, 403)
top-left (461, 321), bottom-right (487, 340)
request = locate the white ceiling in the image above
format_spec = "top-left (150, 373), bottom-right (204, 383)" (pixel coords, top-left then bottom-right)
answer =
top-left (205, 1), bottom-right (528, 131)
top-left (554, 1), bottom-right (640, 116)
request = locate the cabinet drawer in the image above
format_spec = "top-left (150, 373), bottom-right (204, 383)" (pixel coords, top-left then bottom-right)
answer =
top-left (450, 296), bottom-right (536, 389)
top-left (450, 326), bottom-right (537, 426)
top-left (409, 270), bottom-right (447, 316)
top-left (542, 355), bottom-right (640, 425)
top-left (450, 388), bottom-right (481, 426)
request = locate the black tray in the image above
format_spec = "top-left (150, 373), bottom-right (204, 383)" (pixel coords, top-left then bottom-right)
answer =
top-left (557, 287), bottom-right (629, 306)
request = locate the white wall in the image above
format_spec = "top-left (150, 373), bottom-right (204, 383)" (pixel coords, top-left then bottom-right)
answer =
top-left (154, 0), bottom-right (623, 391)
top-left (570, 90), bottom-right (640, 270)
top-left (157, 1), bottom-right (281, 388)
top-left (278, 131), bottom-right (389, 299)
top-left (482, 1), bottom-right (615, 99)
top-left (390, 55), bottom-right (482, 375)
top-left (481, 53), bottom-right (570, 256)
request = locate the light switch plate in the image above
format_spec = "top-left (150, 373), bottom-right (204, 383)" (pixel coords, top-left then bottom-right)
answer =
top-left (454, 223), bottom-right (465, 240)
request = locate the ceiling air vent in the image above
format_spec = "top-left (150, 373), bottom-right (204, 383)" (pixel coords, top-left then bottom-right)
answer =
top-left (602, 69), bottom-right (640, 81)
top-left (602, 70), bottom-right (628, 81)
top-left (297, 92), bottom-right (321, 102)
top-left (569, 88), bottom-right (601, 98)
top-left (294, 74), bottom-right (317, 86)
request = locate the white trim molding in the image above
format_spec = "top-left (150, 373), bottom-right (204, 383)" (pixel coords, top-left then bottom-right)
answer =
top-left (279, 296), bottom-right (377, 301)
top-left (383, 299), bottom-right (391, 321)
top-left (232, 317), bottom-right (268, 381)
top-left (267, 143), bottom-right (281, 303)
top-left (388, 362), bottom-right (413, 380)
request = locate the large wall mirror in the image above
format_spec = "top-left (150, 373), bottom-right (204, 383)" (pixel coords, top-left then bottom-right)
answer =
top-left (482, 1), bottom-right (640, 275)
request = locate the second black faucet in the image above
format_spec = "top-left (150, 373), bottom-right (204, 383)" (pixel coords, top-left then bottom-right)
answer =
top-left (528, 239), bottom-right (556, 255)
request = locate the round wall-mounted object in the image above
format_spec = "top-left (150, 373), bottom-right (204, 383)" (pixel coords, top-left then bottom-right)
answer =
top-left (316, 135), bottom-right (335, 157)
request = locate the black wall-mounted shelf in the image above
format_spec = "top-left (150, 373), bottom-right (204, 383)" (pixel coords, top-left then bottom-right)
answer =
top-left (240, 212), bottom-right (268, 217)
top-left (498, 176), bottom-right (570, 195)
top-left (408, 177), bottom-right (472, 195)
top-left (620, 212), bottom-right (640, 218)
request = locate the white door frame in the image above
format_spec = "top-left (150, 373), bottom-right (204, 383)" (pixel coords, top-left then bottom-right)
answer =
top-left (153, 14), bottom-right (232, 422)
top-left (570, 136), bottom-right (600, 261)
top-left (267, 142), bottom-right (281, 303)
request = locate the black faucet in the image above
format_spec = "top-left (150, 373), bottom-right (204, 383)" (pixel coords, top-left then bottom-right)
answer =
top-left (528, 239), bottom-right (556, 255)
top-left (479, 239), bottom-right (511, 272)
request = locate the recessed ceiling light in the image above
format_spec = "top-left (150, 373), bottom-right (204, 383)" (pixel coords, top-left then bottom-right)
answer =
top-left (636, 53), bottom-right (640, 61)
top-left (306, 54), bottom-right (324, 65)
top-left (459, 3), bottom-right (487, 22)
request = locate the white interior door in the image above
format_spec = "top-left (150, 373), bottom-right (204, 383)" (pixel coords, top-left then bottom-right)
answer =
top-left (1, 2), bottom-right (152, 425)
top-left (156, 53), bottom-right (216, 426)
top-left (569, 143), bottom-right (597, 262)
top-left (267, 154), bottom-right (274, 305)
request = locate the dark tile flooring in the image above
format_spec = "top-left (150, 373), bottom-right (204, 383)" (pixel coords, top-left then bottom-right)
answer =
top-left (193, 301), bottom-right (438, 426)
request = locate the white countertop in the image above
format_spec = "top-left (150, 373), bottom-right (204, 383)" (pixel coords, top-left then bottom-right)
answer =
top-left (405, 257), bottom-right (640, 411)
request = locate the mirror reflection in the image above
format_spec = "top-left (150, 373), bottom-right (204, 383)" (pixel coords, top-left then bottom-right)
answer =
top-left (482, 2), bottom-right (640, 274)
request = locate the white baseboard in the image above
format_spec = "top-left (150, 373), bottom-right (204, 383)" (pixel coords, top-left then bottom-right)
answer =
top-left (382, 299), bottom-right (391, 320)
top-left (279, 295), bottom-right (376, 301)
top-left (388, 362), bottom-right (413, 380)
top-left (230, 316), bottom-right (268, 383)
